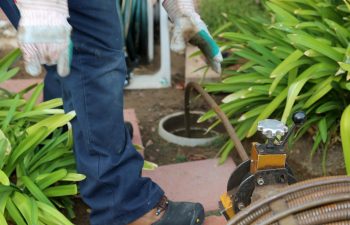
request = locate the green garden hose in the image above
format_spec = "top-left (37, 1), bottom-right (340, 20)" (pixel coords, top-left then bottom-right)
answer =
top-left (118, 0), bottom-right (150, 67)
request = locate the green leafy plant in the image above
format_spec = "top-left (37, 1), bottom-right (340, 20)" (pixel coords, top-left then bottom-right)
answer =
top-left (0, 49), bottom-right (85, 224)
top-left (341, 105), bottom-right (350, 174)
top-left (200, 0), bottom-right (350, 173)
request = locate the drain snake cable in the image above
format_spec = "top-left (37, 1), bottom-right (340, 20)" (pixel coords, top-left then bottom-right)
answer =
top-left (228, 176), bottom-right (350, 225)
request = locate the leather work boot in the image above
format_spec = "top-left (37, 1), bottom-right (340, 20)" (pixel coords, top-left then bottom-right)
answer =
top-left (128, 196), bottom-right (205, 225)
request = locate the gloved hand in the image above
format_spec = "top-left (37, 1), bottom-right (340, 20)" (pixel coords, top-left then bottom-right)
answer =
top-left (163, 0), bottom-right (223, 74)
top-left (16, 0), bottom-right (72, 77)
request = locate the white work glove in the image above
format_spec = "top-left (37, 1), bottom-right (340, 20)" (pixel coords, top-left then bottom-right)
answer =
top-left (16, 0), bottom-right (72, 77)
top-left (163, 0), bottom-right (223, 74)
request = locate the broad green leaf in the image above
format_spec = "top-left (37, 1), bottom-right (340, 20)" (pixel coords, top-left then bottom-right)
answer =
top-left (6, 127), bottom-right (48, 174)
top-left (219, 140), bottom-right (234, 165)
top-left (341, 105), bottom-right (350, 175)
top-left (29, 148), bottom-right (69, 174)
top-left (37, 201), bottom-right (73, 225)
top-left (43, 185), bottom-right (78, 197)
top-left (266, 2), bottom-right (299, 25)
top-left (0, 170), bottom-right (9, 186)
top-left (269, 50), bottom-right (305, 95)
top-left (294, 9), bottom-right (318, 16)
top-left (6, 197), bottom-right (27, 225)
top-left (288, 67), bottom-right (298, 85)
top-left (269, 50), bottom-right (303, 79)
top-left (247, 88), bottom-right (288, 137)
top-left (0, 99), bottom-right (26, 108)
top-left (66, 122), bottom-right (73, 148)
top-left (12, 192), bottom-right (39, 225)
top-left (338, 62), bottom-right (350, 72)
top-left (288, 33), bottom-right (343, 61)
top-left (212, 22), bottom-right (233, 37)
top-left (0, 48), bottom-right (21, 77)
top-left (26, 111), bottom-right (76, 136)
top-left (1, 94), bottom-right (20, 131)
top-left (0, 67), bottom-right (20, 83)
top-left (35, 169), bottom-right (68, 190)
top-left (134, 144), bottom-right (144, 152)
top-left (318, 118), bottom-right (328, 143)
top-left (222, 89), bottom-right (251, 103)
top-left (346, 82), bottom-right (350, 90)
top-left (34, 98), bottom-right (63, 110)
top-left (13, 109), bottom-right (65, 120)
top-left (40, 156), bottom-right (75, 174)
top-left (303, 76), bottom-right (341, 108)
top-left (21, 176), bottom-right (54, 207)
top-left (310, 132), bottom-right (322, 158)
top-left (0, 191), bottom-right (11, 213)
top-left (281, 63), bottom-right (326, 123)
top-left (220, 32), bottom-right (257, 42)
top-left (304, 49), bottom-right (322, 57)
top-left (324, 19), bottom-right (350, 46)
top-left (235, 49), bottom-right (275, 68)
top-left (199, 97), bottom-right (267, 122)
top-left (223, 73), bottom-right (264, 84)
top-left (61, 173), bottom-right (86, 182)
top-left (238, 104), bottom-right (268, 122)
top-left (0, 212), bottom-right (7, 225)
top-left (316, 101), bottom-right (340, 114)
top-left (0, 129), bottom-right (11, 168)
top-left (219, 118), bottom-right (254, 164)
top-left (247, 41), bottom-right (282, 65)
top-left (237, 61), bottom-right (256, 72)
top-left (24, 83), bottom-right (44, 112)
top-left (28, 138), bottom-right (67, 171)
top-left (143, 161), bottom-right (158, 170)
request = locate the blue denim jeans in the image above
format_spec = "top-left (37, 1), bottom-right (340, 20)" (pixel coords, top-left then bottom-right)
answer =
top-left (1, 1), bottom-right (164, 224)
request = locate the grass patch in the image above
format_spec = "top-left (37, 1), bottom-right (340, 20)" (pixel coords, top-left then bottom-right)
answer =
top-left (199, 0), bottom-right (265, 32)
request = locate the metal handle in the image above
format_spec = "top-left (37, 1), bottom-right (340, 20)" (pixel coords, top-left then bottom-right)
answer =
top-left (257, 119), bottom-right (288, 139)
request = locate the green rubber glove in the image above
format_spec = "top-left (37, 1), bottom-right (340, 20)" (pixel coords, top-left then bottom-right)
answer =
top-left (163, 0), bottom-right (223, 74)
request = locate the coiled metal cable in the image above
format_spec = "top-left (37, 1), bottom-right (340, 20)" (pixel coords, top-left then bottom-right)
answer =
top-left (228, 176), bottom-right (350, 225)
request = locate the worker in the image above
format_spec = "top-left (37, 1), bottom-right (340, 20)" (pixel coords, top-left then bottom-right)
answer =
top-left (0, 0), bottom-right (222, 224)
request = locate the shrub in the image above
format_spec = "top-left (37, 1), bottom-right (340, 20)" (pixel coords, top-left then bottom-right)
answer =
top-left (200, 0), bottom-right (350, 173)
top-left (0, 49), bottom-right (84, 225)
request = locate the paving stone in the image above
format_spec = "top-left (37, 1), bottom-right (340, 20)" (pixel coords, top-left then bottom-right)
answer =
top-left (204, 216), bottom-right (227, 225)
top-left (143, 158), bottom-right (236, 211)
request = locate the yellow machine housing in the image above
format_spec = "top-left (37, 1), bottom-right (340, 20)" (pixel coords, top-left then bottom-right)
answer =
top-left (219, 142), bottom-right (289, 220)
top-left (250, 142), bottom-right (286, 173)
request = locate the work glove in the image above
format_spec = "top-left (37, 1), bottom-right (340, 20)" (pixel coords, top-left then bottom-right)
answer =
top-left (163, 0), bottom-right (223, 74)
top-left (16, 0), bottom-right (72, 77)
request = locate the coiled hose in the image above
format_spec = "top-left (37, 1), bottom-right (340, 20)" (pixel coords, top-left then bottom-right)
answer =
top-left (227, 176), bottom-right (350, 225)
top-left (119, 0), bottom-right (149, 67)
